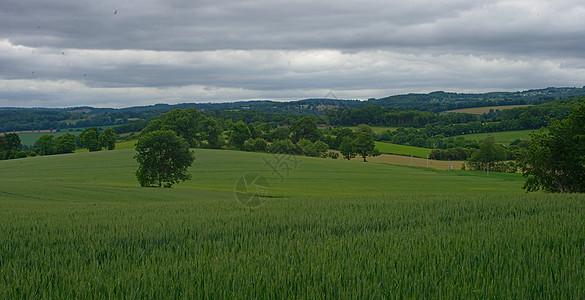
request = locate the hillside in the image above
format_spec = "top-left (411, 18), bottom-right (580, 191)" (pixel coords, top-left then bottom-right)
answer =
top-left (3, 87), bottom-right (585, 133)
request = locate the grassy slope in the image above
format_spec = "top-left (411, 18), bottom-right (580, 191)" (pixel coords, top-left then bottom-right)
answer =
top-left (1, 149), bottom-right (584, 298)
top-left (454, 129), bottom-right (536, 144)
top-left (0, 149), bottom-right (523, 200)
top-left (375, 141), bottom-right (432, 158)
top-left (444, 104), bottom-right (532, 114)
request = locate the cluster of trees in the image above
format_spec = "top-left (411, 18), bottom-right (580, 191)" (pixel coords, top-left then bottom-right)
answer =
top-left (0, 133), bottom-right (23, 160)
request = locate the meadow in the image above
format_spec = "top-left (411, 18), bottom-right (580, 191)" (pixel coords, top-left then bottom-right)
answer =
top-left (453, 129), bottom-right (536, 145)
top-left (375, 141), bottom-right (432, 158)
top-left (1, 149), bottom-right (584, 298)
top-left (444, 104), bottom-right (532, 115)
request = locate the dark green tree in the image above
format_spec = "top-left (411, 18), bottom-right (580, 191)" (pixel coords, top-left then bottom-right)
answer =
top-left (135, 130), bottom-right (195, 188)
top-left (468, 137), bottom-right (507, 175)
top-left (80, 127), bottom-right (101, 151)
top-left (520, 102), bottom-right (585, 192)
top-left (142, 108), bottom-right (209, 147)
top-left (339, 137), bottom-right (356, 160)
top-left (353, 132), bottom-right (377, 162)
top-left (35, 134), bottom-right (56, 155)
top-left (99, 128), bottom-right (117, 150)
top-left (290, 116), bottom-right (321, 143)
top-left (55, 133), bottom-right (77, 154)
top-left (4, 133), bottom-right (21, 159)
top-left (229, 121), bottom-right (251, 150)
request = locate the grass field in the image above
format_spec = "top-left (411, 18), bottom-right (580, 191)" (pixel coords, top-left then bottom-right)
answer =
top-left (375, 141), bottom-right (432, 158)
top-left (445, 104), bottom-right (532, 115)
top-left (1, 149), bottom-right (584, 297)
top-left (12, 126), bottom-right (116, 146)
top-left (344, 126), bottom-right (397, 133)
top-left (454, 129), bottom-right (536, 145)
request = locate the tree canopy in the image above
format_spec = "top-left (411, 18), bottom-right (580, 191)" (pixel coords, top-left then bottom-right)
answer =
top-left (134, 130), bottom-right (195, 188)
top-left (520, 101), bottom-right (585, 192)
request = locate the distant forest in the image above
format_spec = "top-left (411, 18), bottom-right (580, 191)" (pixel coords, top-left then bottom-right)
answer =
top-left (1, 86), bottom-right (585, 133)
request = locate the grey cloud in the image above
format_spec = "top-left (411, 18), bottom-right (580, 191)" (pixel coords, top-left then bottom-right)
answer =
top-left (1, 0), bottom-right (585, 107)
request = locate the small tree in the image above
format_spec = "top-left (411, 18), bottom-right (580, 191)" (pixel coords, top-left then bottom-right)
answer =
top-left (339, 137), bottom-right (356, 160)
top-left (99, 128), bottom-right (118, 150)
top-left (468, 137), bottom-right (507, 175)
top-left (80, 127), bottom-right (101, 151)
top-left (135, 130), bottom-right (195, 188)
top-left (353, 132), bottom-right (377, 162)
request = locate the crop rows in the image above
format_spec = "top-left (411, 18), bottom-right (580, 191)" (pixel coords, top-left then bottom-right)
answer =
top-left (1, 193), bottom-right (584, 298)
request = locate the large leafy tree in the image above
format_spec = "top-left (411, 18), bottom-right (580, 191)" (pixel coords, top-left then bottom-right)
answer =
top-left (35, 134), bottom-right (56, 155)
top-left (99, 128), bottom-right (117, 150)
top-left (520, 101), bottom-right (585, 192)
top-left (135, 130), bottom-right (195, 188)
top-left (3, 133), bottom-right (21, 159)
top-left (290, 116), bottom-right (321, 143)
top-left (229, 121), bottom-right (251, 150)
top-left (353, 132), bottom-right (378, 162)
top-left (55, 133), bottom-right (77, 154)
top-left (80, 127), bottom-right (101, 151)
top-left (142, 108), bottom-right (210, 147)
top-left (339, 137), bottom-right (356, 160)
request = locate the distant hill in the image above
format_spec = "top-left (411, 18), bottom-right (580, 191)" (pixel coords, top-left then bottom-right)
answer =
top-left (2, 87), bottom-right (585, 132)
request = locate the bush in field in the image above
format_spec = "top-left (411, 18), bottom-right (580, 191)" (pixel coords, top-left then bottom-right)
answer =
top-left (135, 130), bottom-right (195, 188)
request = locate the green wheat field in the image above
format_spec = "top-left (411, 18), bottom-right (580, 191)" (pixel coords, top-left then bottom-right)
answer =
top-left (1, 149), bottom-right (584, 298)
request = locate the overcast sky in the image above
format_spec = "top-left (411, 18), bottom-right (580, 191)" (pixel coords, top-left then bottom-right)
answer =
top-left (1, 0), bottom-right (585, 108)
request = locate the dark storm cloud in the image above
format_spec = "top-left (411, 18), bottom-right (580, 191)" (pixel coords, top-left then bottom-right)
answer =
top-left (1, 0), bottom-right (584, 107)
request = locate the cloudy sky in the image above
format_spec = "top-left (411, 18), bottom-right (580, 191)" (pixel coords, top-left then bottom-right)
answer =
top-left (1, 0), bottom-right (585, 108)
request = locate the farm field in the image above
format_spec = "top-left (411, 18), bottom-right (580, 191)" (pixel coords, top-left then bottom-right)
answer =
top-left (1, 149), bottom-right (584, 297)
top-left (7, 126), bottom-right (116, 147)
top-left (344, 126), bottom-right (397, 133)
top-left (444, 104), bottom-right (532, 114)
top-left (454, 129), bottom-right (536, 145)
top-left (375, 141), bottom-right (432, 158)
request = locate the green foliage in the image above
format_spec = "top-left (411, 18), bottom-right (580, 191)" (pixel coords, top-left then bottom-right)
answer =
top-left (520, 102), bottom-right (585, 192)
top-left (269, 127), bottom-right (290, 142)
top-left (339, 137), bottom-right (357, 160)
top-left (3, 133), bottom-right (21, 159)
top-left (55, 133), bottom-right (77, 154)
top-left (134, 130), bottom-right (195, 188)
top-left (290, 116), bottom-right (321, 143)
top-left (142, 108), bottom-right (219, 148)
top-left (353, 132), bottom-right (377, 162)
top-left (268, 139), bottom-right (299, 155)
top-left (242, 138), bottom-right (268, 152)
top-left (35, 134), bottom-right (56, 155)
top-left (79, 127), bottom-right (101, 152)
top-left (467, 137), bottom-right (508, 174)
top-left (229, 121), bottom-right (251, 150)
top-left (99, 128), bottom-right (117, 150)
top-left (296, 139), bottom-right (330, 157)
